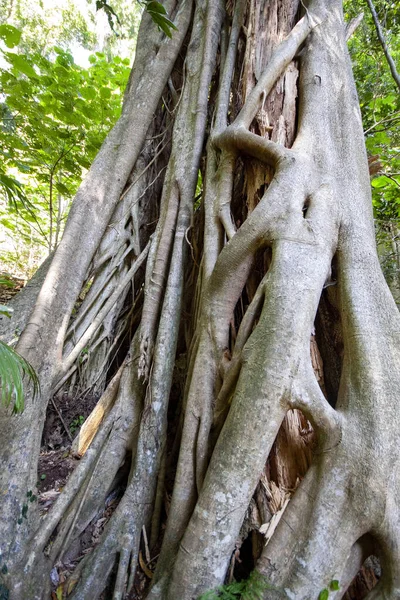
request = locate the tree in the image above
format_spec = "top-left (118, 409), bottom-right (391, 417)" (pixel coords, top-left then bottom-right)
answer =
top-left (0, 38), bottom-right (131, 274)
top-left (0, 0), bottom-right (399, 598)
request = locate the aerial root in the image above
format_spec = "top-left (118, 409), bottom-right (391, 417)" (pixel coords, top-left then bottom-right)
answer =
top-left (59, 241), bottom-right (150, 383)
top-left (289, 365), bottom-right (342, 450)
top-left (213, 278), bottom-right (267, 436)
top-left (113, 546), bottom-right (132, 600)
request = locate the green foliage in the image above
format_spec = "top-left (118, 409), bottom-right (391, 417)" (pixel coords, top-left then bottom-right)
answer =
top-left (0, 0), bottom-right (96, 55)
top-left (198, 572), bottom-right (341, 600)
top-left (0, 24), bottom-right (21, 49)
top-left (0, 302), bottom-right (39, 412)
top-left (70, 415), bottom-right (85, 435)
top-left (0, 172), bottom-right (28, 209)
top-left (0, 340), bottom-right (39, 413)
top-left (198, 571), bottom-right (284, 600)
top-left (344, 0), bottom-right (400, 220)
top-left (330, 580), bottom-right (340, 591)
top-left (318, 580), bottom-right (340, 599)
top-left (26, 490), bottom-right (37, 502)
top-left (0, 305), bottom-right (13, 318)
top-left (0, 30), bottom-right (131, 273)
top-left (139, 0), bottom-right (178, 37)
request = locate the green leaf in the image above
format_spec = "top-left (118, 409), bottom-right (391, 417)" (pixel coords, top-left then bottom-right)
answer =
top-left (0, 25), bottom-right (21, 48)
top-left (319, 590), bottom-right (329, 600)
top-left (0, 276), bottom-right (14, 288)
top-left (100, 87), bottom-right (112, 99)
top-left (0, 305), bottom-right (13, 318)
top-left (80, 86), bottom-right (96, 100)
top-left (0, 340), bottom-right (39, 413)
top-left (55, 182), bottom-right (71, 196)
top-left (5, 53), bottom-right (37, 79)
top-left (330, 580), bottom-right (340, 591)
top-left (147, 1), bottom-right (167, 15)
top-left (144, 0), bottom-right (178, 37)
top-left (372, 176), bottom-right (389, 189)
top-left (149, 12), bottom-right (177, 37)
top-left (0, 173), bottom-right (27, 207)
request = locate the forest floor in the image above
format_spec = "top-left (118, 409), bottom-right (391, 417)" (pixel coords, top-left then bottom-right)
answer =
top-left (39, 394), bottom-right (153, 599)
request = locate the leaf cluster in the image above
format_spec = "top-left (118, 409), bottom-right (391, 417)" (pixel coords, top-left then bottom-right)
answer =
top-left (0, 29), bottom-right (130, 268)
top-left (198, 571), bottom-right (284, 600)
top-left (138, 1), bottom-right (178, 37)
top-left (0, 339), bottom-right (39, 413)
top-left (345, 0), bottom-right (400, 219)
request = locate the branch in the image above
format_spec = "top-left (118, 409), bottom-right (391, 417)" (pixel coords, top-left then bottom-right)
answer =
top-left (365, 0), bottom-right (400, 92)
top-left (364, 110), bottom-right (400, 134)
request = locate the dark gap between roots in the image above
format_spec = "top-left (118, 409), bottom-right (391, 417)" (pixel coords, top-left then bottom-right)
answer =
top-left (343, 555), bottom-right (381, 599)
top-left (232, 410), bottom-right (315, 583)
top-left (315, 254), bottom-right (343, 409)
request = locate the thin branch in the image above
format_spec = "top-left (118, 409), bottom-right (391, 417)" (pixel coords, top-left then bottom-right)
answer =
top-left (119, 133), bottom-right (170, 203)
top-left (365, 0), bottom-right (400, 92)
top-left (364, 111), bottom-right (400, 134)
top-left (381, 173), bottom-right (400, 190)
top-left (50, 396), bottom-right (73, 442)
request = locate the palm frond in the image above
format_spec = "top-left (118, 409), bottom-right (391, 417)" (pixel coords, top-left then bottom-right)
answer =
top-left (0, 340), bottom-right (39, 413)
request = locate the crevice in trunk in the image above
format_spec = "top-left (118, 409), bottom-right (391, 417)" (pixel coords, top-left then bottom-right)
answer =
top-left (315, 257), bottom-right (344, 408)
top-left (344, 555), bottom-right (381, 599)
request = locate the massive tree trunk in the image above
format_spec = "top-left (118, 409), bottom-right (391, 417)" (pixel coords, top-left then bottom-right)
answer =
top-left (1, 0), bottom-right (399, 599)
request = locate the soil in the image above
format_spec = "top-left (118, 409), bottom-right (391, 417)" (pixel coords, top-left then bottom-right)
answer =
top-left (37, 391), bottom-right (99, 508)
top-left (0, 274), bottom-right (25, 304)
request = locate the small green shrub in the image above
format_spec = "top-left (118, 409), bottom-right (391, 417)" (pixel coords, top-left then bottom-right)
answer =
top-left (198, 570), bottom-right (285, 600)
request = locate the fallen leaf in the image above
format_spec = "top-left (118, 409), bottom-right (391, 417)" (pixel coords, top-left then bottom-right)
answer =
top-left (139, 550), bottom-right (153, 579)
